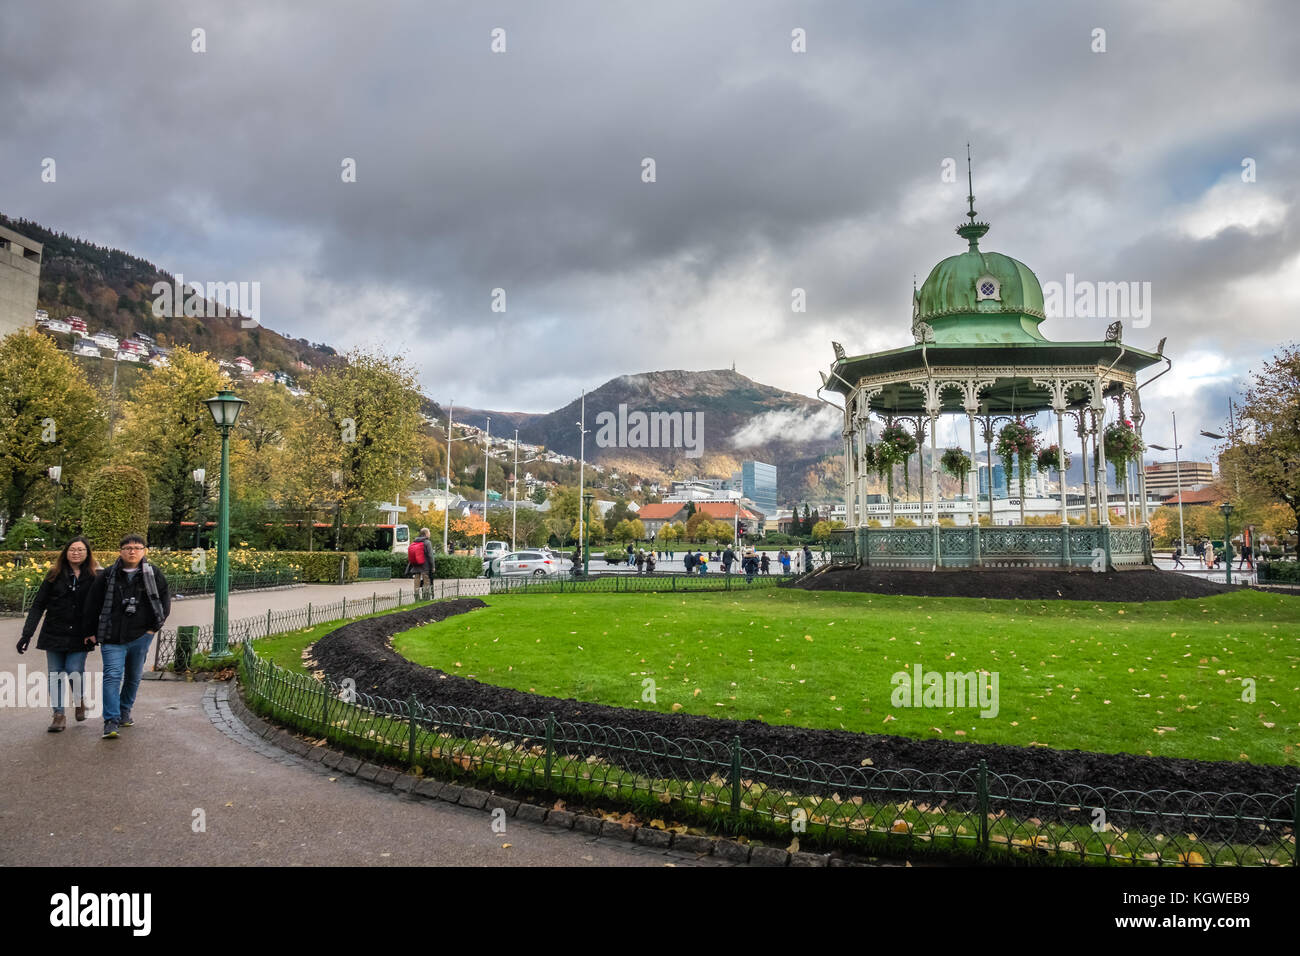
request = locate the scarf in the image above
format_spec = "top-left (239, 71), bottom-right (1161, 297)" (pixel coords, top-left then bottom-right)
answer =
top-left (96, 558), bottom-right (166, 642)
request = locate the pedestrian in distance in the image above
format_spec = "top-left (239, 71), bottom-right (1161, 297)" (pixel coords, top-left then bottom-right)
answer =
top-left (697, 553), bottom-right (708, 576)
top-left (760, 552), bottom-right (770, 575)
top-left (406, 527), bottom-right (437, 591)
top-left (722, 546), bottom-right (735, 574)
top-left (16, 536), bottom-right (101, 732)
top-left (646, 552), bottom-right (656, 574)
top-left (83, 534), bottom-right (170, 740)
top-left (779, 549), bottom-right (791, 574)
top-left (626, 543), bottom-right (634, 567)
top-left (803, 545), bottom-right (814, 572)
top-left (635, 550), bottom-right (645, 574)
top-left (1171, 545), bottom-right (1185, 569)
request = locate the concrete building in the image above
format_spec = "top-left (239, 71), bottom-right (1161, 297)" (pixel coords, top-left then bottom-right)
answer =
top-left (1144, 460), bottom-right (1215, 499)
top-left (0, 224), bottom-right (43, 337)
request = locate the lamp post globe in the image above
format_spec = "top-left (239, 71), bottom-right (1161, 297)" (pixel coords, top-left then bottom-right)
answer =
top-left (203, 388), bottom-right (247, 661)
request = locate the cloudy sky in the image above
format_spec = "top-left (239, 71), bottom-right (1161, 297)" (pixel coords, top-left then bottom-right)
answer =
top-left (3, 0), bottom-right (1297, 462)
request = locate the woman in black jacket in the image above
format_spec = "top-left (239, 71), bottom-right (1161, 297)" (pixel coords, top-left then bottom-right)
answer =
top-left (16, 536), bottom-right (101, 732)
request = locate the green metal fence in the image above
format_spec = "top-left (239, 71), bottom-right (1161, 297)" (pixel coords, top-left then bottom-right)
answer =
top-left (239, 640), bottom-right (1297, 867)
top-left (152, 578), bottom-right (488, 670)
top-left (168, 568), bottom-right (302, 596)
top-left (487, 571), bottom-right (790, 595)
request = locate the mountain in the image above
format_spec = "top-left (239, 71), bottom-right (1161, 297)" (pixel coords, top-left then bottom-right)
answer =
top-left (457, 369), bottom-right (847, 505)
top-left (1, 213), bottom-right (344, 375)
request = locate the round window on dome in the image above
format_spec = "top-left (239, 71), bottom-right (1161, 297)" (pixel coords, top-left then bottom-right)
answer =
top-left (975, 274), bottom-right (1001, 302)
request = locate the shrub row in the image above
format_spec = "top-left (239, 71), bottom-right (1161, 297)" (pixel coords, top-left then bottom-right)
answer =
top-left (435, 555), bottom-right (482, 578)
top-left (1258, 561), bottom-right (1300, 584)
top-left (278, 551), bottom-right (360, 583)
top-left (0, 551), bottom-right (61, 566)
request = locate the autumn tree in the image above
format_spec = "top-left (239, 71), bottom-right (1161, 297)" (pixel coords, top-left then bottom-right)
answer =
top-left (115, 345), bottom-right (226, 546)
top-left (1231, 343), bottom-right (1300, 535)
top-left (298, 349), bottom-right (422, 549)
top-left (0, 329), bottom-right (105, 532)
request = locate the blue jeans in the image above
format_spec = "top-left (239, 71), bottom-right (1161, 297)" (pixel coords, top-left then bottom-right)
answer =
top-left (45, 649), bottom-right (89, 714)
top-left (101, 632), bottom-right (153, 722)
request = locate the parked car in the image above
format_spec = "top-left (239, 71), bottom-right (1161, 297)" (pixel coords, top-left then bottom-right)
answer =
top-left (481, 540), bottom-right (510, 563)
top-left (494, 550), bottom-right (564, 577)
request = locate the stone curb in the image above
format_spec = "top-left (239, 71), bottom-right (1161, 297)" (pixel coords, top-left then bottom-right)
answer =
top-left (225, 684), bottom-right (844, 868)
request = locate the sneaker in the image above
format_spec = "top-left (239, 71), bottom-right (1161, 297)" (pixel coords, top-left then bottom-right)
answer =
top-left (119, 711), bottom-right (133, 728)
top-left (102, 721), bottom-right (119, 739)
top-left (48, 713), bottom-right (67, 733)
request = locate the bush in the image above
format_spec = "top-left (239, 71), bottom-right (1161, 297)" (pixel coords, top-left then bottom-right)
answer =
top-left (0, 550), bottom-right (61, 566)
top-left (82, 465), bottom-right (150, 553)
top-left (603, 549), bottom-right (625, 565)
top-left (358, 549), bottom-right (408, 575)
top-left (1258, 561), bottom-right (1300, 584)
top-left (280, 551), bottom-right (359, 583)
top-left (434, 554), bottom-right (482, 578)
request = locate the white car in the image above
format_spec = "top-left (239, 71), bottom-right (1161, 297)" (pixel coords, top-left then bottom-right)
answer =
top-left (481, 540), bottom-right (510, 564)
top-left (494, 550), bottom-right (564, 577)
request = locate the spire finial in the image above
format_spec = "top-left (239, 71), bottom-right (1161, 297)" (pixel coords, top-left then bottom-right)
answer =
top-left (965, 142), bottom-right (976, 222)
top-left (955, 143), bottom-right (990, 251)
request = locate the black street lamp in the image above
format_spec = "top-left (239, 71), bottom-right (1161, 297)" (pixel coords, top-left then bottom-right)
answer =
top-left (46, 463), bottom-right (62, 548)
top-left (582, 491), bottom-right (594, 578)
top-left (203, 388), bottom-right (248, 661)
top-left (1219, 501), bottom-right (1234, 586)
top-left (192, 467), bottom-right (206, 549)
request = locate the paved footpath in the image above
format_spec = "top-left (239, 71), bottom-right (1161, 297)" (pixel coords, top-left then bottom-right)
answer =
top-left (0, 584), bottom-right (726, 867)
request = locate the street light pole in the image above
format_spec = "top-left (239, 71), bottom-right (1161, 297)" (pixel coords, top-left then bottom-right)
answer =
top-left (1220, 501), bottom-right (1234, 586)
top-left (1172, 412), bottom-right (1185, 554)
top-left (192, 468), bottom-right (206, 549)
top-left (512, 430), bottom-right (519, 551)
top-left (203, 388), bottom-right (248, 662)
top-left (443, 401), bottom-right (454, 555)
top-left (582, 491), bottom-right (594, 578)
top-left (577, 390), bottom-right (587, 575)
top-left (482, 416), bottom-right (490, 556)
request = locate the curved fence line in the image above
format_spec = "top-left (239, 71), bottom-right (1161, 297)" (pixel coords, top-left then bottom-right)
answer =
top-left (238, 639), bottom-right (1298, 867)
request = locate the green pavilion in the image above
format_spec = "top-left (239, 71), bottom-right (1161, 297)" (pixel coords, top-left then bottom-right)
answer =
top-left (821, 167), bottom-right (1167, 570)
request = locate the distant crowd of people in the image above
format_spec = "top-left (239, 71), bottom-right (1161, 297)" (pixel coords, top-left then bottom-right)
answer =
top-left (1170, 526), bottom-right (1256, 571)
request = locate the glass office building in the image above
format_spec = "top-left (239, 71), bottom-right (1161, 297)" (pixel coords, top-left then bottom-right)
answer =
top-left (740, 460), bottom-right (778, 518)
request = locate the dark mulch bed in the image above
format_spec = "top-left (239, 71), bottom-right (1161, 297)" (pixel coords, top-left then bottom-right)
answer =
top-left (310, 600), bottom-right (1300, 807)
top-left (795, 566), bottom-right (1242, 602)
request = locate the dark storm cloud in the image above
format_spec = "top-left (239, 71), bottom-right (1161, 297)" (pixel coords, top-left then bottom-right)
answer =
top-left (1, 0), bottom-right (1297, 427)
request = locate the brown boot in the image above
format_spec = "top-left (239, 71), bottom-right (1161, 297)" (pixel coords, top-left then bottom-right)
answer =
top-left (48, 713), bottom-right (67, 733)
top-left (74, 701), bottom-right (86, 722)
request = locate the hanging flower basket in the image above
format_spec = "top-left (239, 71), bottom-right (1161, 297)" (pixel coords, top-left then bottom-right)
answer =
top-left (1036, 444), bottom-right (1071, 473)
top-left (875, 423), bottom-right (918, 491)
top-left (995, 419), bottom-right (1040, 503)
top-left (1103, 420), bottom-right (1144, 467)
top-left (940, 447), bottom-right (971, 495)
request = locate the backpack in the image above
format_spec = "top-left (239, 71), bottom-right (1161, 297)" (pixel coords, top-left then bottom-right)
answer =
top-left (408, 541), bottom-right (427, 566)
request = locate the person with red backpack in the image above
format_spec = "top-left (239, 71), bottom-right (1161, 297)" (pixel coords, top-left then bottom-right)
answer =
top-left (406, 527), bottom-right (437, 591)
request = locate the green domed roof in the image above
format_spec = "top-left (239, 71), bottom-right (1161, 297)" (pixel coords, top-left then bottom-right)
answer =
top-left (912, 163), bottom-right (1049, 345)
top-left (917, 249), bottom-right (1045, 321)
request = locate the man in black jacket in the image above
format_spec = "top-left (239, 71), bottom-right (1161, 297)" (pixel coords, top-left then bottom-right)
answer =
top-left (83, 534), bottom-right (170, 739)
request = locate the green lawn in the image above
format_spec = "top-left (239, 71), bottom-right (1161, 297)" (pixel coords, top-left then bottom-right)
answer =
top-left (392, 589), bottom-right (1300, 766)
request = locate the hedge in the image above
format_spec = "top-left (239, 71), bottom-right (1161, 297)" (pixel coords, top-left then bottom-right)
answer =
top-left (82, 465), bottom-right (150, 553)
top-left (0, 550), bottom-right (61, 566)
top-left (1258, 561), bottom-right (1300, 584)
top-left (359, 549), bottom-right (409, 576)
top-left (434, 555), bottom-right (482, 578)
top-left (276, 551), bottom-right (359, 583)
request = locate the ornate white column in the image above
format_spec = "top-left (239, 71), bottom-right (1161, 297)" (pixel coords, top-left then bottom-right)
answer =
top-left (1093, 382), bottom-right (1110, 526)
top-left (1131, 389), bottom-right (1149, 525)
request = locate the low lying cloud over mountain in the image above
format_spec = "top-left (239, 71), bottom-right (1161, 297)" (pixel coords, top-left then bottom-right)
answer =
top-left (731, 406), bottom-right (841, 448)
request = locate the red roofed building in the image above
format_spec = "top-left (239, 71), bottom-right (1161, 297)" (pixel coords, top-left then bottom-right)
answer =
top-left (694, 501), bottom-right (765, 535)
top-left (1161, 485), bottom-right (1224, 507)
top-left (637, 502), bottom-right (688, 538)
